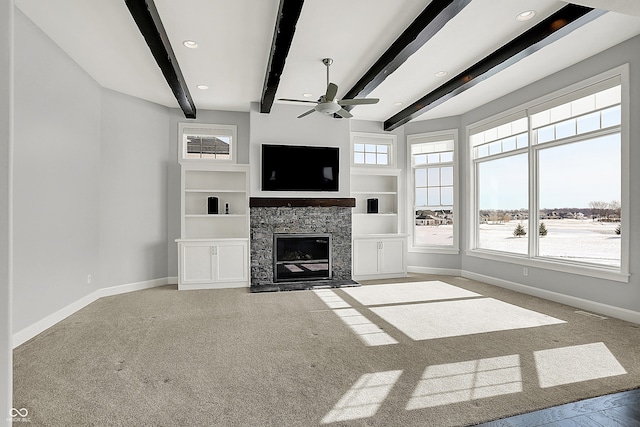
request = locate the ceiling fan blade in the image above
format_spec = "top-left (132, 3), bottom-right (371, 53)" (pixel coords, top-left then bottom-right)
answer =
top-left (325, 83), bottom-right (338, 102)
top-left (335, 108), bottom-right (353, 119)
top-left (297, 108), bottom-right (316, 118)
top-left (278, 98), bottom-right (317, 104)
top-left (338, 97), bottom-right (380, 106)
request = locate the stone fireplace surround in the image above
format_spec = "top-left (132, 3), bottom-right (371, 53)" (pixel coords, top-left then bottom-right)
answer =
top-left (249, 197), bottom-right (359, 292)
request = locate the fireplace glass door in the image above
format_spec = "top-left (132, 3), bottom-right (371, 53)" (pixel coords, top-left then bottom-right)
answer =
top-left (273, 234), bottom-right (332, 282)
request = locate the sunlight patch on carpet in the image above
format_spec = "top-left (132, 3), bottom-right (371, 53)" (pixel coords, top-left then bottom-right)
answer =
top-left (334, 308), bottom-right (398, 346)
top-left (534, 342), bottom-right (627, 388)
top-left (342, 281), bottom-right (482, 306)
top-left (321, 370), bottom-right (402, 424)
top-left (371, 298), bottom-right (566, 340)
top-left (313, 289), bottom-right (351, 308)
top-left (313, 290), bottom-right (398, 346)
top-left (406, 355), bottom-right (522, 410)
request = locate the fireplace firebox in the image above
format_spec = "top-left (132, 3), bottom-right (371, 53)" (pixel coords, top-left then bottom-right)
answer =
top-left (273, 233), bottom-right (332, 282)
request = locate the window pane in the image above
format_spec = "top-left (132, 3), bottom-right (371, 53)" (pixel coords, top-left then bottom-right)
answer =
top-left (365, 153), bottom-right (376, 164)
top-left (441, 166), bottom-right (453, 186)
top-left (577, 112), bottom-right (600, 134)
top-left (414, 154), bottom-right (427, 165)
top-left (414, 209), bottom-right (453, 246)
top-left (477, 153), bottom-right (528, 255)
top-left (537, 126), bottom-right (555, 144)
top-left (441, 186), bottom-right (454, 205)
top-left (354, 143), bottom-right (365, 152)
top-left (427, 168), bottom-right (440, 186)
top-left (427, 187), bottom-right (440, 205)
top-left (377, 153), bottom-right (388, 165)
top-left (516, 134), bottom-right (528, 149)
top-left (440, 151), bottom-right (454, 162)
top-left (415, 188), bottom-right (427, 206)
top-left (427, 153), bottom-right (440, 164)
top-left (538, 134), bottom-right (620, 267)
top-left (489, 141), bottom-right (501, 156)
top-left (378, 145), bottom-right (388, 153)
top-left (415, 169), bottom-right (427, 187)
top-left (354, 153), bottom-right (365, 164)
top-left (503, 137), bottom-right (516, 152)
top-left (555, 119), bottom-right (576, 139)
top-left (365, 144), bottom-right (376, 153)
top-left (476, 145), bottom-right (489, 158)
top-left (601, 105), bottom-right (621, 128)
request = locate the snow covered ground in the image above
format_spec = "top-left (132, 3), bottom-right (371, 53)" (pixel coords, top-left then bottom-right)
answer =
top-left (415, 219), bottom-right (620, 267)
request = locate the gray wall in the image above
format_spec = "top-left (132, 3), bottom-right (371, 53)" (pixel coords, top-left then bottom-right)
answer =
top-left (13, 10), bottom-right (174, 334)
top-left (99, 89), bottom-right (170, 287)
top-left (13, 9), bottom-right (102, 333)
top-left (249, 102), bottom-right (351, 198)
top-left (1, 0), bottom-right (13, 421)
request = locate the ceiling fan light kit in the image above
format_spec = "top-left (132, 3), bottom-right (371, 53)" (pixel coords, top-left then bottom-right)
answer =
top-left (280, 58), bottom-right (379, 119)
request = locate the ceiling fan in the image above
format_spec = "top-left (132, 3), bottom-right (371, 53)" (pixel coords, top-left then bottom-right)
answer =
top-left (279, 58), bottom-right (379, 119)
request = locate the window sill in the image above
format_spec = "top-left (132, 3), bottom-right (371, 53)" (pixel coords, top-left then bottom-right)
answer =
top-left (410, 246), bottom-right (460, 255)
top-left (465, 249), bottom-right (630, 283)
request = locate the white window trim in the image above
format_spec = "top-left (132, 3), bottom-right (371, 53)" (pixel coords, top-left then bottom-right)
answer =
top-left (178, 122), bottom-right (237, 164)
top-left (466, 65), bottom-right (630, 282)
top-left (350, 132), bottom-right (396, 168)
top-left (407, 129), bottom-right (459, 254)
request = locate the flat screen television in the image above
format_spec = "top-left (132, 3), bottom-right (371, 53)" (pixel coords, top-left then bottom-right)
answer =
top-left (261, 144), bottom-right (339, 192)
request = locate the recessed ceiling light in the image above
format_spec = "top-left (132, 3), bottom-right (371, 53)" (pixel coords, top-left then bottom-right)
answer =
top-left (183, 40), bottom-right (198, 48)
top-left (393, 101), bottom-right (403, 107)
top-left (516, 10), bottom-right (536, 21)
top-left (303, 93), bottom-right (313, 98)
top-left (435, 71), bottom-right (448, 77)
top-left (197, 85), bottom-right (209, 90)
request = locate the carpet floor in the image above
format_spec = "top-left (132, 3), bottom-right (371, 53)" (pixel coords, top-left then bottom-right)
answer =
top-left (12, 274), bottom-right (640, 426)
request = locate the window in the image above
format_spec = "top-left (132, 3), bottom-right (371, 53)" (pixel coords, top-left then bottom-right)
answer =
top-left (408, 131), bottom-right (457, 252)
top-left (351, 132), bottom-right (394, 167)
top-left (469, 70), bottom-right (627, 279)
top-left (178, 123), bottom-right (237, 163)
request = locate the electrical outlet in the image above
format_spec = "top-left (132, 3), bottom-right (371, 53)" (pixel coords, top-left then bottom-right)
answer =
top-left (523, 267), bottom-right (528, 276)
top-left (87, 274), bottom-right (92, 284)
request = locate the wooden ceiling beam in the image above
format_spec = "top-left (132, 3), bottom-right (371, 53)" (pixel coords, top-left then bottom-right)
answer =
top-left (260, 0), bottom-right (305, 114)
top-left (341, 0), bottom-right (472, 113)
top-left (384, 4), bottom-right (606, 131)
top-left (125, 0), bottom-right (196, 118)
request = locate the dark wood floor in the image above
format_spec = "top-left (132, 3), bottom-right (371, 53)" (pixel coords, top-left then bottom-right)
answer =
top-left (475, 388), bottom-right (640, 426)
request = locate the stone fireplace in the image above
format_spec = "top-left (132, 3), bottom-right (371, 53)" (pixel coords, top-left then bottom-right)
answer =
top-left (249, 198), bottom-right (357, 291)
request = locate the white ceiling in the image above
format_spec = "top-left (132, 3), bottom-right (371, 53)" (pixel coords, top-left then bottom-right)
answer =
top-left (14, 0), bottom-right (640, 125)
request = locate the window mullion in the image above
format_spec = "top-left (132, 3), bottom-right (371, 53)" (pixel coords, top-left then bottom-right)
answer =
top-left (528, 114), bottom-right (538, 260)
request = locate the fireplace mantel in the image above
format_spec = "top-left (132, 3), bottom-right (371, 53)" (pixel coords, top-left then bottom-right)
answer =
top-left (249, 197), bottom-right (356, 208)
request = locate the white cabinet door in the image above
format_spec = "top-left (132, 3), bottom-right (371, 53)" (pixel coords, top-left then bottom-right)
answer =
top-left (216, 240), bottom-right (248, 282)
top-left (178, 239), bottom-right (249, 289)
top-left (379, 238), bottom-right (405, 274)
top-left (181, 242), bottom-right (215, 284)
top-left (353, 239), bottom-right (380, 277)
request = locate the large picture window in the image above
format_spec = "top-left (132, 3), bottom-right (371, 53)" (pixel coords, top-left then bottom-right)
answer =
top-left (469, 71), bottom-right (626, 278)
top-left (409, 132), bottom-right (457, 252)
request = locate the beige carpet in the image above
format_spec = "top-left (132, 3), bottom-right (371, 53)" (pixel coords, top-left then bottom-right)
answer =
top-left (12, 275), bottom-right (640, 426)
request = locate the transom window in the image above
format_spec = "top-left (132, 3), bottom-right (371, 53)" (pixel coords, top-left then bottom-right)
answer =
top-left (351, 132), bottom-right (394, 167)
top-left (469, 71), bottom-right (626, 279)
top-left (178, 123), bottom-right (237, 163)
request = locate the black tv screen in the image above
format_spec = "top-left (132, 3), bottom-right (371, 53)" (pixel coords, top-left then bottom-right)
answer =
top-left (262, 144), bottom-right (339, 192)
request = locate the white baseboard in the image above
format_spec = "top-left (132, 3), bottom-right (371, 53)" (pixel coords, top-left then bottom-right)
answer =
top-left (408, 266), bottom-right (462, 277)
top-left (13, 277), bottom-right (173, 348)
top-left (462, 270), bottom-right (640, 325)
